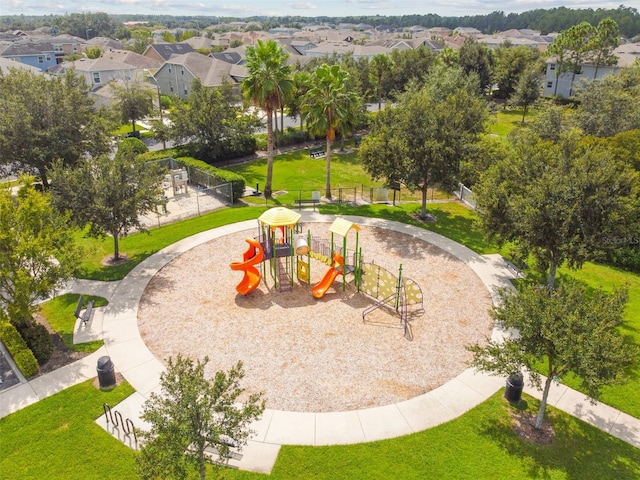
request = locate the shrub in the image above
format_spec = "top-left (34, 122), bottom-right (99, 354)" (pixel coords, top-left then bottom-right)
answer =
top-left (20, 323), bottom-right (54, 364)
top-left (604, 245), bottom-right (640, 273)
top-left (116, 137), bottom-right (149, 159)
top-left (176, 156), bottom-right (245, 202)
top-left (13, 349), bottom-right (39, 378)
top-left (0, 321), bottom-right (39, 377)
top-left (274, 127), bottom-right (310, 148)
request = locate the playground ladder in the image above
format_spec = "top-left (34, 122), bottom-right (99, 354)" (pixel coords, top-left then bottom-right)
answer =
top-left (276, 257), bottom-right (291, 292)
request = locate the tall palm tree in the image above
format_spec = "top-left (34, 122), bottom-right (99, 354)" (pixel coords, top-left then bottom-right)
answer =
top-left (369, 53), bottom-right (392, 110)
top-left (302, 64), bottom-right (360, 200)
top-left (242, 39), bottom-right (292, 199)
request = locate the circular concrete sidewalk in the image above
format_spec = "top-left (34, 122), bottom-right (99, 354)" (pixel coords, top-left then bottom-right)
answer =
top-left (98, 213), bottom-right (515, 449)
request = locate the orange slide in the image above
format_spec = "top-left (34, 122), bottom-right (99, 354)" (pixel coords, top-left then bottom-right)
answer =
top-left (312, 253), bottom-right (344, 299)
top-left (230, 238), bottom-right (264, 296)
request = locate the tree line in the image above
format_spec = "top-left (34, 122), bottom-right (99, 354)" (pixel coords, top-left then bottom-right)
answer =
top-left (2, 5), bottom-right (639, 38)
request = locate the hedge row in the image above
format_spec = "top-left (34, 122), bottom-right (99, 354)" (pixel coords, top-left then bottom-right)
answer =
top-left (0, 321), bottom-right (38, 378)
top-left (175, 156), bottom-right (245, 202)
top-left (137, 150), bottom-right (246, 202)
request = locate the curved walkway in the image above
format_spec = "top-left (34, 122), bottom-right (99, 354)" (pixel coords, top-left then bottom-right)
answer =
top-left (1, 212), bottom-right (638, 473)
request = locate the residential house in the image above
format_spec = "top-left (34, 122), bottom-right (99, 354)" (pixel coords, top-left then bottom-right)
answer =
top-left (61, 57), bottom-right (137, 87)
top-left (306, 42), bottom-right (390, 60)
top-left (0, 40), bottom-right (58, 71)
top-left (543, 42), bottom-right (640, 98)
top-left (0, 56), bottom-right (44, 74)
top-left (100, 49), bottom-right (161, 71)
top-left (142, 43), bottom-right (194, 63)
top-left (153, 52), bottom-right (247, 99)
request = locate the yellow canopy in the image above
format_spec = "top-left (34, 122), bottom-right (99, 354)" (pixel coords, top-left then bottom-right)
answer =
top-left (258, 207), bottom-right (301, 227)
top-left (329, 217), bottom-right (360, 237)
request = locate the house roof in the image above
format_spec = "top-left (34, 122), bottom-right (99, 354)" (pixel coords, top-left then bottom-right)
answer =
top-left (102, 49), bottom-right (161, 69)
top-left (70, 57), bottom-right (135, 73)
top-left (0, 57), bottom-right (44, 74)
top-left (182, 36), bottom-right (215, 50)
top-left (144, 43), bottom-right (194, 60)
top-left (167, 52), bottom-right (247, 86)
top-left (209, 51), bottom-right (242, 64)
top-left (0, 40), bottom-right (56, 56)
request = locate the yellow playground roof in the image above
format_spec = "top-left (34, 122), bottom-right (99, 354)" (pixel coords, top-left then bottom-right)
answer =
top-left (258, 207), bottom-right (301, 227)
top-left (329, 217), bottom-right (360, 237)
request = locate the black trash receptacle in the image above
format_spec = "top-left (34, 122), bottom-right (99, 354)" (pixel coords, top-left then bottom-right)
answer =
top-left (97, 356), bottom-right (116, 389)
top-left (505, 372), bottom-right (524, 403)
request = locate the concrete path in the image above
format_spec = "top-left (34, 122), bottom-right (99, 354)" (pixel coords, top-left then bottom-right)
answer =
top-left (1, 213), bottom-right (638, 473)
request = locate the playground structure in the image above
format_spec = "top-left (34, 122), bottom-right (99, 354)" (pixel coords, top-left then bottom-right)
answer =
top-left (360, 263), bottom-right (424, 340)
top-left (229, 207), bottom-right (424, 338)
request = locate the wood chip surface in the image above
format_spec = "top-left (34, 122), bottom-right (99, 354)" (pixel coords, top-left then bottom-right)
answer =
top-left (138, 223), bottom-right (492, 412)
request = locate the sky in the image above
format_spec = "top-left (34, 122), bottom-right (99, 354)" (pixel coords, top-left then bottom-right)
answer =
top-left (1, 0), bottom-right (628, 19)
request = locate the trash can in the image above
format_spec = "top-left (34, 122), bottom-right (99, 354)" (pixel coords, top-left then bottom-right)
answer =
top-left (505, 372), bottom-right (524, 403)
top-left (97, 356), bottom-right (116, 389)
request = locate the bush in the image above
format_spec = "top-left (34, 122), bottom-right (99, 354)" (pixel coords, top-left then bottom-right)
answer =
top-left (274, 127), bottom-right (310, 148)
top-left (22, 323), bottom-right (53, 364)
top-left (116, 137), bottom-right (149, 159)
top-left (176, 156), bottom-right (245, 202)
top-left (604, 245), bottom-right (640, 273)
top-left (0, 322), bottom-right (39, 377)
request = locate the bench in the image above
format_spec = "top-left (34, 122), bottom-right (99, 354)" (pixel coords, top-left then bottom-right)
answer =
top-left (309, 146), bottom-right (325, 158)
top-left (504, 252), bottom-right (528, 277)
top-left (75, 295), bottom-right (95, 325)
top-left (296, 191), bottom-right (321, 211)
top-left (296, 198), bottom-right (320, 211)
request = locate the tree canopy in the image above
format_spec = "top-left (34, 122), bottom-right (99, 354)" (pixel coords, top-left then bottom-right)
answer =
top-left (137, 356), bottom-right (265, 480)
top-left (242, 39), bottom-right (293, 199)
top-left (0, 179), bottom-right (79, 324)
top-left (360, 65), bottom-right (488, 219)
top-left (302, 64), bottom-right (361, 199)
top-left (469, 281), bottom-right (638, 430)
top-left (475, 118), bottom-right (640, 286)
top-left (171, 81), bottom-right (259, 164)
top-left (0, 68), bottom-right (114, 188)
top-left (48, 150), bottom-right (162, 261)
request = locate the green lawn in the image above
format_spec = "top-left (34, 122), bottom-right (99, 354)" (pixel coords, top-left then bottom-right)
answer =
top-left (227, 148), bottom-right (451, 208)
top-left (75, 205), bottom-right (267, 281)
top-left (2, 384), bottom-right (638, 480)
top-left (488, 108), bottom-right (538, 137)
top-left (556, 262), bottom-right (640, 418)
top-left (0, 380), bottom-right (137, 480)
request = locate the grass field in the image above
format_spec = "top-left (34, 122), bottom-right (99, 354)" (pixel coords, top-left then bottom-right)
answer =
top-left (2, 383), bottom-right (638, 480)
top-left (7, 110), bottom-right (637, 478)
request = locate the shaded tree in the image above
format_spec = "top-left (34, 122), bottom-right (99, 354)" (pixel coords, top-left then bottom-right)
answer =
top-left (385, 46), bottom-right (438, 99)
top-left (360, 66), bottom-right (488, 219)
top-left (548, 22), bottom-right (595, 97)
top-left (115, 82), bottom-right (153, 134)
top-left (0, 68), bottom-right (114, 188)
top-left (137, 356), bottom-right (265, 480)
top-left (574, 68), bottom-right (640, 137)
top-left (458, 36), bottom-right (494, 93)
top-left (242, 39), bottom-right (293, 199)
top-left (302, 64), bottom-right (360, 199)
top-left (369, 53), bottom-right (393, 110)
top-left (0, 178), bottom-right (80, 326)
top-left (469, 281), bottom-right (638, 430)
top-left (509, 66), bottom-right (542, 123)
top-left (48, 151), bottom-right (162, 261)
top-left (589, 17), bottom-right (620, 79)
top-left (172, 81), bottom-right (259, 164)
top-left (492, 44), bottom-right (542, 100)
top-left (475, 126), bottom-right (640, 286)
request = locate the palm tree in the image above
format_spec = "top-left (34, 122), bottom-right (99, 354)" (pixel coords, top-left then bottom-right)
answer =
top-left (302, 64), bottom-right (360, 200)
top-left (369, 53), bottom-right (392, 110)
top-left (242, 39), bottom-right (292, 199)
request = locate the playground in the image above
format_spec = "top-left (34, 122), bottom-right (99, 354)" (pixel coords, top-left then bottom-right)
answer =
top-left (138, 212), bottom-right (493, 413)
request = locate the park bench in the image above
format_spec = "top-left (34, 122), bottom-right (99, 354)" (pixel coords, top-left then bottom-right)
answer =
top-left (504, 251), bottom-right (528, 277)
top-left (74, 295), bottom-right (95, 325)
top-left (296, 191), bottom-right (321, 211)
top-left (309, 146), bottom-right (325, 158)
